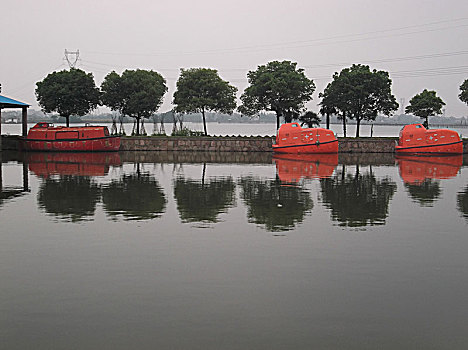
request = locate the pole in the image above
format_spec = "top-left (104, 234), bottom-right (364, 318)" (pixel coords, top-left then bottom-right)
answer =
top-left (22, 107), bottom-right (28, 137)
top-left (0, 108), bottom-right (2, 152)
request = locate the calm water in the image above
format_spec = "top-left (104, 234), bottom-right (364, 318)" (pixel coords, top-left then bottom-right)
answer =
top-left (2, 121), bottom-right (467, 137)
top-left (1, 151), bottom-right (467, 349)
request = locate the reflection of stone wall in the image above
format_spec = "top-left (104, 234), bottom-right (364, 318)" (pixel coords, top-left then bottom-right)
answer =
top-left (338, 153), bottom-right (396, 165)
top-left (338, 137), bottom-right (398, 153)
top-left (120, 151), bottom-right (273, 164)
top-left (120, 136), bottom-right (274, 152)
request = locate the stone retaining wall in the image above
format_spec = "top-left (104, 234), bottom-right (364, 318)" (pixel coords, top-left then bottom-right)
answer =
top-left (119, 136), bottom-right (274, 152)
top-left (2, 135), bottom-right (468, 153)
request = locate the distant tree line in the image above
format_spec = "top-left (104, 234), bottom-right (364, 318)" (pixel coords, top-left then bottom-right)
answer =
top-left (34, 63), bottom-right (468, 136)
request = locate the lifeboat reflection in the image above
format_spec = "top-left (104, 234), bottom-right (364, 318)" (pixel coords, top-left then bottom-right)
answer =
top-left (396, 155), bottom-right (462, 184)
top-left (26, 152), bottom-right (122, 178)
top-left (274, 153), bottom-right (338, 183)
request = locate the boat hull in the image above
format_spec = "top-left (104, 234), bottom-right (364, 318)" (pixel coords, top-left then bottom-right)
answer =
top-left (20, 136), bottom-right (121, 152)
top-left (272, 139), bottom-right (338, 154)
top-left (395, 141), bottom-right (463, 154)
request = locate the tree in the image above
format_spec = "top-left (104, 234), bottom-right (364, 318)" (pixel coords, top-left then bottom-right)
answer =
top-left (319, 83), bottom-right (343, 134)
top-left (459, 79), bottom-right (468, 106)
top-left (238, 60), bottom-right (315, 130)
top-left (405, 89), bottom-right (445, 128)
top-left (173, 68), bottom-right (237, 136)
top-left (298, 111), bottom-right (321, 128)
top-left (101, 69), bottom-right (167, 135)
top-left (319, 64), bottom-right (398, 137)
top-left (319, 103), bottom-right (336, 130)
top-left (35, 68), bottom-right (100, 127)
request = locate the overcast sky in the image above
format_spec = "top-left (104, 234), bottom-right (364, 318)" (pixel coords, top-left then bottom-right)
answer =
top-left (1, 0), bottom-right (468, 117)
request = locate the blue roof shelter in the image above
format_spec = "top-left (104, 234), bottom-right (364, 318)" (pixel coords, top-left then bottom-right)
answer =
top-left (0, 94), bottom-right (30, 151)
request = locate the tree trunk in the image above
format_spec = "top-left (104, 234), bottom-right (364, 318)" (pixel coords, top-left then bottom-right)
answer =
top-left (356, 117), bottom-right (361, 138)
top-left (342, 113), bottom-right (347, 137)
top-left (202, 108), bottom-right (207, 135)
top-left (326, 113), bottom-right (330, 130)
top-left (136, 116), bottom-right (140, 135)
top-left (65, 114), bottom-right (70, 127)
top-left (276, 111), bottom-right (281, 130)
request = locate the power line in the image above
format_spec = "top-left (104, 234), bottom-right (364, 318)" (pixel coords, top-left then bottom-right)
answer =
top-left (86, 18), bottom-right (468, 57)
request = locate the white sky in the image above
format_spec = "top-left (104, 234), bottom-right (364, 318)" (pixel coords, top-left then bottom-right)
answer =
top-left (1, 0), bottom-right (468, 117)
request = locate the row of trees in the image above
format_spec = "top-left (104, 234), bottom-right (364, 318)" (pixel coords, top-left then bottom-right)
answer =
top-left (35, 62), bottom-right (468, 136)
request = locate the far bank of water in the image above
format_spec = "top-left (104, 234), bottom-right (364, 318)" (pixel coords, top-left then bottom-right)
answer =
top-left (2, 122), bottom-right (467, 138)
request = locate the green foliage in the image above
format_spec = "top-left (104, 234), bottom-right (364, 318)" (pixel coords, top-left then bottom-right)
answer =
top-left (35, 68), bottom-right (100, 126)
top-left (299, 111), bottom-right (321, 128)
top-left (405, 89), bottom-right (445, 126)
top-left (239, 60), bottom-right (315, 129)
top-left (171, 127), bottom-right (205, 137)
top-left (101, 69), bottom-right (167, 135)
top-left (173, 68), bottom-right (237, 135)
top-left (459, 79), bottom-right (468, 106)
top-left (319, 64), bottom-right (398, 137)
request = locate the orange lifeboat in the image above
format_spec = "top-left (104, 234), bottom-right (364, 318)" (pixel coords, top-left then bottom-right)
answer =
top-left (395, 124), bottom-right (463, 154)
top-left (272, 123), bottom-right (338, 154)
top-left (20, 122), bottom-right (121, 152)
top-left (274, 153), bottom-right (338, 183)
top-left (396, 155), bottom-right (462, 184)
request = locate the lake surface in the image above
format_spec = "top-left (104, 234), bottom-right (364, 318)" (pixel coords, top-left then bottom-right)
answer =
top-left (2, 121), bottom-right (467, 138)
top-left (1, 151), bottom-right (467, 349)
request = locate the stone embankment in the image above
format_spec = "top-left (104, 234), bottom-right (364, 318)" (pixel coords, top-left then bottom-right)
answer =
top-left (1, 135), bottom-right (467, 153)
top-left (119, 136), bottom-right (273, 152)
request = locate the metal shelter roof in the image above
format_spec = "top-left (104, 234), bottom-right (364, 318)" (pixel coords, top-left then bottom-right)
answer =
top-left (0, 95), bottom-right (30, 108)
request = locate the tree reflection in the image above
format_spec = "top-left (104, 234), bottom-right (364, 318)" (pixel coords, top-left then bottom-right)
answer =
top-left (320, 165), bottom-right (397, 227)
top-left (102, 173), bottom-right (166, 221)
top-left (37, 175), bottom-right (100, 222)
top-left (457, 185), bottom-right (468, 220)
top-left (404, 180), bottom-right (441, 207)
top-left (239, 176), bottom-right (313, 232)
top-left (173, 176), bottom-right (236, 223)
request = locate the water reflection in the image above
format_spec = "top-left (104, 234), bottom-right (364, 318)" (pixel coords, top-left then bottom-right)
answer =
top-left (173, 163), bottom-right (235, 223)
top-left (38, 175), bottom-right (101, 222)
top-left (397, 155), bottom-right (462, 207)
top-left (274, 153), bottom-right (338, 184)
top-left (0, 186), bottom-right (28, 208)
top-left (239, 176), bottom-right (313, 232)
top-left (320, 165), bottom-right (397, 227)
top-left (102, 168), bottom-right (166, 221)
top-left (0, 153), bottom-right (30, 209)
top-left (26, 152), bottom-right (122, 177)
top-left (457, 185), bottom-right (468, 220)
top-left (396, 155), bottom-right (462, 184)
